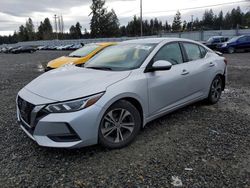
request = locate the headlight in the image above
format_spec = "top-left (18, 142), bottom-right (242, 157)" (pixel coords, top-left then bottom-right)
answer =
top-left (45, 93), bottom-right (104, 113)
top-left (222, 43), bottom-right (227, 47)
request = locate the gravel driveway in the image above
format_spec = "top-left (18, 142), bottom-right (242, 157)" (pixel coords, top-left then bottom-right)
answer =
top-left (0, 51), bottom-right (249, 187)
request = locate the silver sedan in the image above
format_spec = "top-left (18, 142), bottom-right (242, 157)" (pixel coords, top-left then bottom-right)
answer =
top-left (16, 38), bottom-right (227, 149)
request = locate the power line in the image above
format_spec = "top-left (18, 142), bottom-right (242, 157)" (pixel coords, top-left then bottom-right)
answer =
top-left (119, 8), bottom-right (138, 16)
top-left (142, 0), bottom-right (248, 15)
top-left (118, 0), bottom-right (248, 21)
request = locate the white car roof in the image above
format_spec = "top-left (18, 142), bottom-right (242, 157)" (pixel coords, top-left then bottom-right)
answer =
top-left (122, 37), bottom-right (201, 44)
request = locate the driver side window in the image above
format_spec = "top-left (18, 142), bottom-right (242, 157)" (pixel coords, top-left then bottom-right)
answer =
top-left (154, 43), bottom-right (183, 65)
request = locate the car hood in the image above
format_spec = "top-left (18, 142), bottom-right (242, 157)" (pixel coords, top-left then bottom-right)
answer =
top-left (47, 56), bottom-right (87, 68)
top-left (24, 66), bottom-right (131, 102)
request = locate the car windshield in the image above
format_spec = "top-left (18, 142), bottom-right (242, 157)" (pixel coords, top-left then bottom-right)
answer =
top-left (84, 43), bottom-right (156, 71)
top-left (207, 37), bottom-right (215, 43)
top-left (228, 36), bottom-right (242, 43)
top-left (207, 37), bottom-right (220, 43)
top-left (68, 44), bottom-right (100, 57)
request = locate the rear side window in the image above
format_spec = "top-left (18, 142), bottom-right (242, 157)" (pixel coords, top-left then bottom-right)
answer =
top-left (183, 43), bottom-right (201, 61)
top-left (154, 43), bottom-right (183, 65)
top-left (213, 38), bottom-right (220, 43)
top-left (238, 37), bottom-right (247, 43)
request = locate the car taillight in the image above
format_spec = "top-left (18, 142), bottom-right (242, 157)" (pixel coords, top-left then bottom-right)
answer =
top-left (224, 59), bottom-right (228, 65)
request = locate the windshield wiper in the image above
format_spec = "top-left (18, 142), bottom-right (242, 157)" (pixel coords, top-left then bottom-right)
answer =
top-left (68, 55), bottom-right (82, 58)
top-left (86, 66), bottom-right (113, 71)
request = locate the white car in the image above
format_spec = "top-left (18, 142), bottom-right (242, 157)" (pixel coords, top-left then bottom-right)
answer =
top-left (17, 38), bottom-right (227, 149)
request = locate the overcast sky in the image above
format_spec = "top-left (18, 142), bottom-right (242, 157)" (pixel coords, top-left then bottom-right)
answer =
top-left (0, 0), bottom-right (249, 36)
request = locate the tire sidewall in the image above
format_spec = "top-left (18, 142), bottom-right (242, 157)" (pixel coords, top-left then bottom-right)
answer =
top-left (208, 75), bottom-right (222, 104)
top-left (98, 100), bottom-right (141, 149)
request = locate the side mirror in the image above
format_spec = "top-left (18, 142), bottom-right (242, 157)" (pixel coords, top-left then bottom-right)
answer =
top-left (150, 60), bottom-right (172, 72)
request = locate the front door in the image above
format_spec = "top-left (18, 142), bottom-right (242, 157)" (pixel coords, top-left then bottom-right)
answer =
top-left (146, 42), bottom-right (190, 115)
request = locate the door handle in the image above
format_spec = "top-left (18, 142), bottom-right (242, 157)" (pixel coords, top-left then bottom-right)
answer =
top-left (181, 69), bottom-right (189, 75)
top-left (209, 62), bottom-right (215, 67)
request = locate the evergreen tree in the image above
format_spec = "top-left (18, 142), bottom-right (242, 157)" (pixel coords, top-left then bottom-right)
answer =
top-left (70, 22), bottom-right (82, 39)
top-left (172, 11), bottom-right (182, 31)
top-left (202, 9), bottom-right (214, 29)
top-left (90, 0), bottom-right (119, 38)
top-left (18, 25), bottom-right (28, 41)
top-left (25, 18), bottom-right (35, 40)
top-left (37, 18), bottom-right (53, 40)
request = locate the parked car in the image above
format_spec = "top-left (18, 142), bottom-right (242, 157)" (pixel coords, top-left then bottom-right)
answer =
top-left (11, 46), bottom-right (37, 54)
top-left (45, 42), bottom-right (116, 71)
top-left (61, 44), bottom-right (74, 50)
top-left (219, 35), bottom-right (250, 53)
top-left (205, 36), bottom-right (229, 50)
top-left (17, 38), bottom-right (227, 149)
top-left (69, 44), bottom-right (83, 50)
top-left (3, 46), bottom-right (15, 53)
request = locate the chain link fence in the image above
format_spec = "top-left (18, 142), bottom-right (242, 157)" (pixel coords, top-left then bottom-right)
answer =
top-left (1, 29), bottom-right (250, 48)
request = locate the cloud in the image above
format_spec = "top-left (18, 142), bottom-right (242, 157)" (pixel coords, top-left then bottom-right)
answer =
top-left (0, 0), bottom-right (248, 35)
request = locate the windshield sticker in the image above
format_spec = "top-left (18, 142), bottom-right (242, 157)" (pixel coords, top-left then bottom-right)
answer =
top-left (134, 45), bottom-right (152, 51)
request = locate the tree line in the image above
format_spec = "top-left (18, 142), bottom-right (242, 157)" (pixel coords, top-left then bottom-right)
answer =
top-left (0, 0), bottom-right (250, 45)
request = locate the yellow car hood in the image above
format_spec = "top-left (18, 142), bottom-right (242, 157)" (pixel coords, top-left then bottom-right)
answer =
top-left (47, 56), bottom-right (87, 68)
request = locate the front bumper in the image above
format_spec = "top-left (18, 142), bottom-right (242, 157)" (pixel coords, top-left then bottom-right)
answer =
top-left (217, 47), bottom-right (228, 53)
top-left (17, 91), bottom-right (104, 148)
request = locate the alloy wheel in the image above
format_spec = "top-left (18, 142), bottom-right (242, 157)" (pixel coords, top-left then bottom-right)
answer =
top-left (210, 77), bottom-right (222, 102)
top-left (101, 108), bottom-right (135, 144)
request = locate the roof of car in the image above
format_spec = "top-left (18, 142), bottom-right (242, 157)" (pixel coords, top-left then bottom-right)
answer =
top-left (210, 36), bottom-right (227, 38)
top-left (122, 37), bottom-right (201, 44)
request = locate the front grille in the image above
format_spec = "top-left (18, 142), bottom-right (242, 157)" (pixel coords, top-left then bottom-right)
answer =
top-left (17, 97), bottom-right (35, 125)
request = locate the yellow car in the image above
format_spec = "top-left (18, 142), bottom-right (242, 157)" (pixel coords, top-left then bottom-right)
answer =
top-left (45, 42), bottom-right (116, 71)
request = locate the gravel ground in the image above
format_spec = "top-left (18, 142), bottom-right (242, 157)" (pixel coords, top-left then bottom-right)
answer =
top-left (0, 51), bottom-right (249, 188)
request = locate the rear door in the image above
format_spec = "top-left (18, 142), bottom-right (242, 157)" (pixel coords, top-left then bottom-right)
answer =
top-left (236, 36), bottom-right (249, 50)
top-left (181, 42), bottom-right (212, 98)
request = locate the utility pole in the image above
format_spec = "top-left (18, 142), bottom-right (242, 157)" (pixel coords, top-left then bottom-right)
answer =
top-left (140, 0), bottom-right (143, 36)
top-left (191, 15), bottom-right (194, 31)
top-left (61, 15), bottom-right (64, 34)
top-left (54, 14), bottom-right (58, 39)
top-left (58, 16), bottom-right (61, 33)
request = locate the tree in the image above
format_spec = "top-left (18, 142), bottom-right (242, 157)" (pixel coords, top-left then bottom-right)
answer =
top-left (165, 21), bottom-right (171, 32)
top-left (104, 9), bottom-right (120, 37)
top-left (25, 18), bottom-right (35, 40)
top-left (202, 9), bottom-right (214, 29)
top-left (70, 22), bottom-right (82, 39)
top-left (172, 11), bottom-right (182, 31)
top-left (18, 25), bottom-right (28, 41)
top-left (90, 0), bottom-right (119, 38)
top-left (83, 28), bottom-right (91, 38)
top-left (182, 20), bottom-right (187, 31)
top-left (37, 18), bottom-right (53, 40)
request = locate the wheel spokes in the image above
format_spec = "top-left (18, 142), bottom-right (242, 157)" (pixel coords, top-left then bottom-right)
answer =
top-left (121, 123), bottom-right (135, 132)
top-left (105, 111), bottom-right (116, 125)
top-left (118, 109), bottom-right (130, 123)
top-left (102, 108), bottom-right (136, 144)
top-left (102, 126), bottom-right (116, 137)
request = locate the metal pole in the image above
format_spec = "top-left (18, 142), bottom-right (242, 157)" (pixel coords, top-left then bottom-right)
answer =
top-left (140, 0), bottom-right (143, 36)
top-left (54, 14), bottom-right (58, 39)
top-left (191, 15), bottom-right (194, 31)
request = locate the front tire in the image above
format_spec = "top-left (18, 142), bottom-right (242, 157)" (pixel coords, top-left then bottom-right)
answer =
top-left (98, 100), bottom-right (141, 149)
top-left (207, 75), bottom-right (223, 104)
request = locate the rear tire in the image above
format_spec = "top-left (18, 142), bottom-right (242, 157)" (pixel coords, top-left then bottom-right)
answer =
top-left (98, 100), bottom-right (141, 149)
top-left (207, 75), bottom-right (223, 104)
top-left (228, 47), bottom-right (235, 54)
